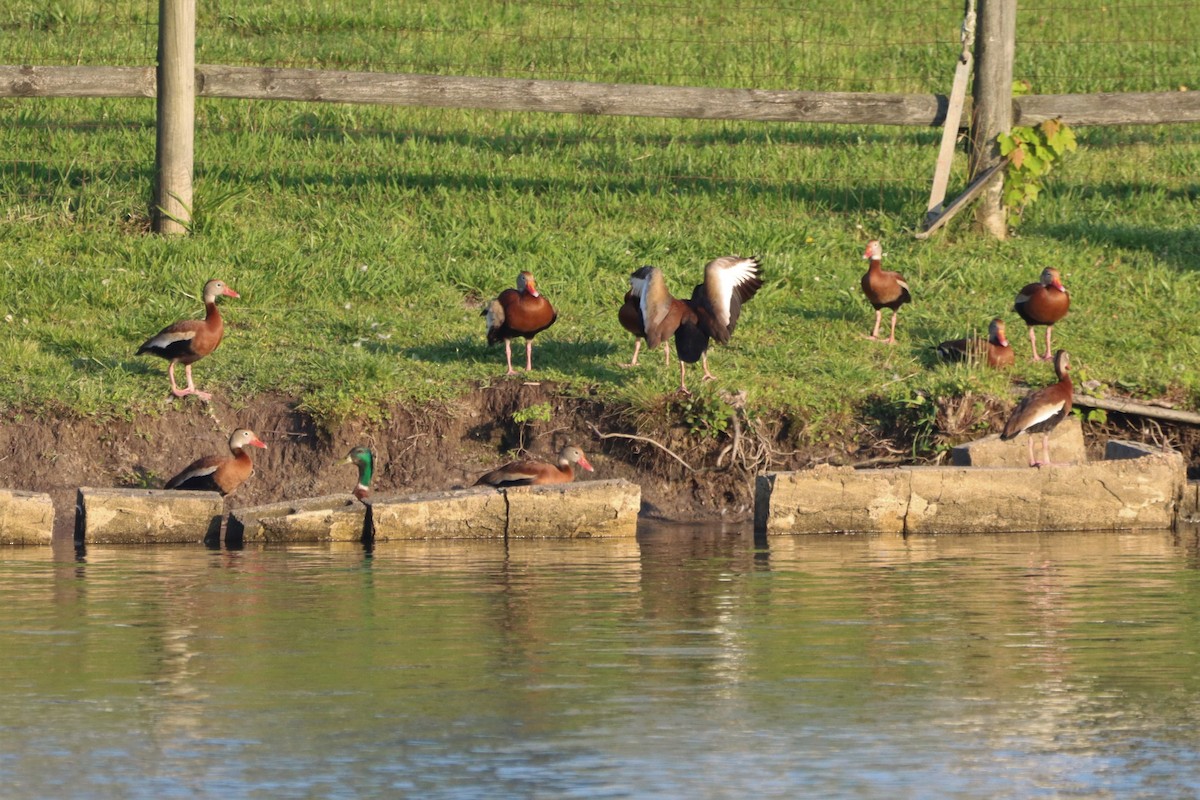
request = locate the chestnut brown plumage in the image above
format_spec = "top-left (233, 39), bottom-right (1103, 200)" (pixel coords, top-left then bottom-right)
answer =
top-left (165, 428), bottom-right (266, 496)
top-left (1001, 350), bottom-right (1073, 467)
top-left (484, 271), bottom-right (557, 375)
top-left (936, 317), bottom-right (1015, 369)
top-left (137, 279), bottom-right (239, 401)
top-left (640, 255), bottom-right (763, 394)
top-left (1014, 267), bottom-right (1070, 361)
top-left (474, 445), bottom-right (594, 487)
top-left (860, 240), bottom-right (910, 344)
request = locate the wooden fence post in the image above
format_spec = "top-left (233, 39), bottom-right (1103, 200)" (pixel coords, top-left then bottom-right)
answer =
top-left (153, 0), bottom-right (195, 234)
top-left (970, 0), bottom-right (1016, 239)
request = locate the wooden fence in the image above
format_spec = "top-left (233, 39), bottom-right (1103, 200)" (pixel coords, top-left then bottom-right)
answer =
top-left (3, 0), bottom-right (1199, 237)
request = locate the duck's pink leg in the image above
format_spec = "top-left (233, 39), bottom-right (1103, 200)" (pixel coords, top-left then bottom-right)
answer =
top-left (867, 309), bottom-right (883, 340)
top-left (885, 311), bottom-right (899, 344)
top-left (701, 352), bottom-right (716, 381)
top-left (1042, 326), bottom-right (1055, 361)
top-left (182, 364), bottom-right (212, 402)
top-left (621, 339), bottom-right (643, 367)
top-left (504, 339), bottom-right (517, 375)
top-left (524, 339), bottom-right (534, 371)
top-left (1028, 327), bottom-right (1041, 361)
top-left (677, 361), bottom-right (690, 395)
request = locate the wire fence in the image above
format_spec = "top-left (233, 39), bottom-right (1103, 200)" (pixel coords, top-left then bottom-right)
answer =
top-left (2, 1), bottom-right (1199, 217)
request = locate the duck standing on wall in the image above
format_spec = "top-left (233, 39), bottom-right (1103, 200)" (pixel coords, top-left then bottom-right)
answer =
top-left (340, 445), bottom-right (376, 541)
top-left (860, 240), bottom-right (911, 344)
top-left (641, 255), bottom-right (763, 394)
top-left (474, 444), bottom-right (594, 487)
top-left (618, 265), bottom-right (670, 367)
top-left (137, 279), bottom-right (240, 401)
top-left (165, 428), bottom-right (267, 495)
top-left (1014, 267), bottom-right (1070, 361)
top-left (1000, 349), bottom-right (1073, 467)
top-left (484, 270), bottom-right (557, 375)
top-left (936, 317), bottom-right (1015, 368)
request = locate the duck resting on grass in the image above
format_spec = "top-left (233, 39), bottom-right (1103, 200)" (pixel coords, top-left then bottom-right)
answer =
top-left (474, 445), bottom-right (594, 487)
top-left (860, 240), bottom-right (911, 344)
top-left (484, 270), bottom-right (557, 375)
top-left (165, 428), bottom-right (266, 496)
top-left (1000, 349), bottom-right (1073, 467)
top-left (137, 279), bottom-right (240, 401)
top-left (618, 265), bottom-right (670, 367)
top-left (1014, 267), bottom-right (1070, 361)
top-left (340, 445), bottom-right (376, 541)
top-left (936, 317), bottom-right (1015, 369)
top-left (640, 255), bottom-right (763, 394)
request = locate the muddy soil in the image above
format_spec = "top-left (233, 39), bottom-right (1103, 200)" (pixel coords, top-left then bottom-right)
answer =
top-left (1, 381), bottom-right (1194, 540)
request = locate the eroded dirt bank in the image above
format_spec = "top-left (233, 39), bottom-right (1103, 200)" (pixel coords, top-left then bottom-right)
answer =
top-left (1, 381), bottom-right (1194, 540)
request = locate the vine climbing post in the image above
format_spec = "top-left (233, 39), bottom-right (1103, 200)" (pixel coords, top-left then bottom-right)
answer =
top-left (970, 0), bottom-right (1017, 239)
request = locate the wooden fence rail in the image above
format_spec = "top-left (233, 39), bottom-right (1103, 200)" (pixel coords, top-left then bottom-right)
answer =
top-left (4, 0), bottom-right (1200, 236)
top-left (6, 65), bottom-right (1200, 128)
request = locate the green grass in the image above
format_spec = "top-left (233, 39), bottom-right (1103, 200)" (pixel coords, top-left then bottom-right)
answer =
top-left (2, 2), bottom-right (1200, 451)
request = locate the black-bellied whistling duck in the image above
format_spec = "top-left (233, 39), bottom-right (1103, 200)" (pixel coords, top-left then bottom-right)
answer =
top-left (860, 240), bottom-right (911, 344)
top-left (474, 445), bottom-right (594, 487)
top-left (618, 265), bottom-right (670, 367)
top-left (1001, 350), bottom-right (1073, 467)
top-left (641, 255), bottom-right (763, 394)
top-left (340, 445), bottom-right (376, 540)
top-left (484, 270), bottom-right (557, 375)
top-left (1014, 267), bottom-right (1070, 361)
top-left (936, 317), bottom-right (1015, 369)
top-left (137, 279), bottom-right (239, 401)
top-left (165, 428), bottom-right (266, 495)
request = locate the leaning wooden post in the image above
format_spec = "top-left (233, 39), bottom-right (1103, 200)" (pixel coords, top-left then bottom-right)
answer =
top-left (154, 0), bottom-right (195, 234)
top-left (969, 0), bottom-right (1016, 239)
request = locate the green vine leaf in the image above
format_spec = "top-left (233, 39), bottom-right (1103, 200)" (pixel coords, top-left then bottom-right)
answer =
top-left (999, 112), bottom-right (1076, 224)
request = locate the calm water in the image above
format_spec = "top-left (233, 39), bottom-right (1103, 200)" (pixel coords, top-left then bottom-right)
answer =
top-left (2, 525), bottom-right (1200, 799)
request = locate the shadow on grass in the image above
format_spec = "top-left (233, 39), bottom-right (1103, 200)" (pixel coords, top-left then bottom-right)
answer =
top-left (1036, 215), bottom-right (1200, 273)
top-left (201, 163), bottom-right (926, 218)
top-left (402, 336), bottom-right (629, 382)
top-left (280, 123), bottom-right (946, 151)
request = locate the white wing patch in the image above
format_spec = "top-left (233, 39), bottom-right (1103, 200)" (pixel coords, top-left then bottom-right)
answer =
top-left (173, 464), bottom-right (219, 483)
top-left (1023, 401), bottom-right (1065, 429)
top-left (640, 269), bottom-right (672, 330)
top-left (485, 299), bottom-right (504, 330)
top-left (146, 329), bottom-right (197, 349)
top-left (706, 256), bottom-right (758, 327)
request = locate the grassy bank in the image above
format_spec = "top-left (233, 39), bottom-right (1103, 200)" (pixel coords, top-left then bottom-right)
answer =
top-left (2, 2), bottom-right (1200, 460)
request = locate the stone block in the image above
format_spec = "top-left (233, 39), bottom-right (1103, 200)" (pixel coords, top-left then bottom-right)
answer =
top-left (756, 445), bottom-right (1186, 535)
top-left (502, 479), bottom-right (640, 538)
top-left (1037, 451), bottom-right (1184, 531)
top-left (76, 487), bottom-right (223, 545)
top-left (0, 489), bottom-right (55, 545)
top-left (228, 495), bottom-right (360, 544)
top-left (1180, 480), bottom-right (1200, 523)
top-left (756, 465), bottom-right (910, 535)
top-left (950, 415), bottom-right (1086, 467)
top-left (371, 488), bottom-right (508, 540)
top-left (1104, 439), bottom-right (1166, 461)
top-left (905, 465), bottom-right (1045, 534)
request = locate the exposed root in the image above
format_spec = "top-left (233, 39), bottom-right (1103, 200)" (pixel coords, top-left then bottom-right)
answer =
top-left (586, 422), bottom-right (695, 472)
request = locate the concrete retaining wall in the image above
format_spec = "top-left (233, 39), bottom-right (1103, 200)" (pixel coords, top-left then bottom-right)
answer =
top-left (758, 443), bottom-right (1186, 535)
top-left (0, 489), bottom-right (55, 545)
top-left (75, 487), bottom-right (224, 544)
top-left (227, 479), bottom-right (641, 543)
